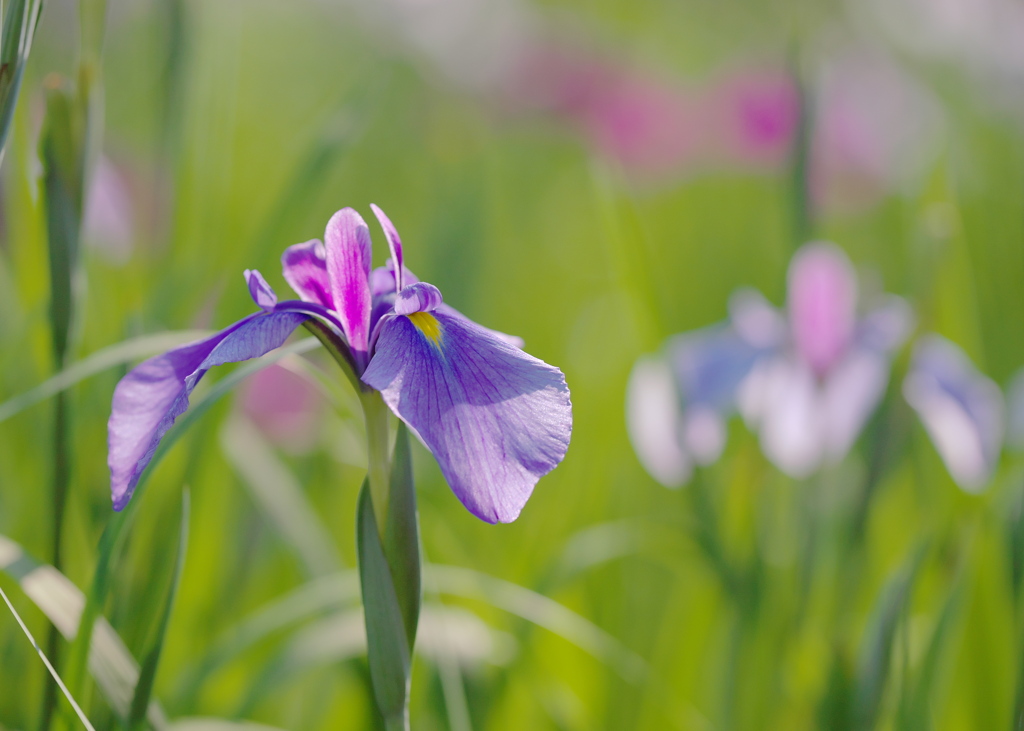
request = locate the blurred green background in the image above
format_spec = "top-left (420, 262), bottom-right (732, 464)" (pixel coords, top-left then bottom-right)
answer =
top-left (2, 0), bottom-right (1024, 728)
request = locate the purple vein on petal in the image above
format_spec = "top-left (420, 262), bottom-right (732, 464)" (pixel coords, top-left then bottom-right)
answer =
top-left (362, 312), bottom-right (572, 523)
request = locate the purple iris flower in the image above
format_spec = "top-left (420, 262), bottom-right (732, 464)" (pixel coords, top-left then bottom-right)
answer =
top-left (903, 335), bottom-right (1004, 491)
top-left (108, 206), bottom-right (572, 523)
top-left (627, 242), bottom-right (911, 485)
top-left (737, 243), bottom-right (911, 477)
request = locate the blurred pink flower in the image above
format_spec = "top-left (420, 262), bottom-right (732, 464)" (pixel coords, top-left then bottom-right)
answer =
top-left (705, 69), bottom-right (798, 168)
top-left (810, 46), bottom-right (944, 212)
top-left (83, 156), bottom-right (135, 264)
top-left (239, 363), bottom-right (323, 454)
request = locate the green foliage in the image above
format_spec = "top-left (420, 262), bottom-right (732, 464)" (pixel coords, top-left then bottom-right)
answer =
top-left (2, 0), bottom-right (1024, 728)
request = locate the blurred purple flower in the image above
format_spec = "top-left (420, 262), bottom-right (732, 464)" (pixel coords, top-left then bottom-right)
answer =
top-left (903, 335), bottom-right (1004, 491)
top-left (627, 242), bottom-right (911, 485)
top-left (108, 206), bottom-right (572, 523)
top-left (739, 243), bottom-right (911, 477)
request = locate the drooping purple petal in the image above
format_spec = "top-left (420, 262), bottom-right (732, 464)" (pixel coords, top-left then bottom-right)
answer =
top-left (362, 311), bottom-right (572, 523)
top-left (394, 282), bottom-right (444, 315)
top-left (324, 208), bottom-right (373, 359)
top-left (787, 243), bottom-right (857, 377)
top-left (108, 310), bottom-right (309, 510)
top-left (370, 204), bottom-right (405, 291)
top-left (245, 269), bottom-right (277, 312)
top-left (282, 239), bottom-right (333, 308)
top-left (903, 335), bottom-right (1004, 491)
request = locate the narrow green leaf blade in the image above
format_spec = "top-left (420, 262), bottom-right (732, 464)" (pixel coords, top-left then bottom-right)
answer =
top-left (356, 481), bottom-right (411, 724)
top-left (0, 534), bottom-right (168, 728)
top-left (128, 490), bottom-right (191, 730)
top-left (41, 77), bottom-right (86, 365)
top-left (0, 330), bottom-right (212, 423)
top-left (0, 0), bottom-right (43, 160)
top-left (383, 423), bottom-right (420, 648)
top-left (853, 544), bottom-right (928, 730)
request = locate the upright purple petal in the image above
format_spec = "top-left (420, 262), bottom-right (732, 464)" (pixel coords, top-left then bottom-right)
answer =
top-left (324, 208), bottom-right (373, 359)
top-left (245, 269), bottom-right (277, 312)
top-left (371, 204), bottom-right (405, 291)
top-left (903, 335), bottom-right (1004, 491)
top-left (362, 312), bottom-right (572, 523)
top-left (108, 311), bottom-right (309, 510)
top-left (282, 240), bottom-right (333, 308)
top-left (787, 243), bottom-right (857, 377)
top-left (394, 282), bottom-right (444, 315)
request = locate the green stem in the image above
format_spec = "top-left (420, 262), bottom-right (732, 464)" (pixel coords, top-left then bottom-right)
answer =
top-left (384, 712), bottom-right (409, 731)
top-left (361, 390), bottom-right (392, 534)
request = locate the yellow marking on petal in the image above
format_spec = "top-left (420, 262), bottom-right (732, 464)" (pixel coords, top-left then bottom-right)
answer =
top-left (407, 311), bottom-right (442, 345)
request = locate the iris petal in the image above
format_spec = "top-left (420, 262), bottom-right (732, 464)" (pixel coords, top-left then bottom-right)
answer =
top-left (903, 335), bottom-right (1004, 491)
top-left (370, 204), bottom-right (405, 292)
top-left (325, 208), bottom-right (373, 360)
top-left (108, 310), bottom-right (309, 510)
top-left (282, 239), bottom-right (333, 308)
top-left (362, 312), bottom-right (572, 523)
top-left (245, 269), bottom-right (277, 312)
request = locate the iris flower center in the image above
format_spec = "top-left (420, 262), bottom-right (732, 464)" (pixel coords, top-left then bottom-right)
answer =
top-left (407, 311), bottom-right (442, 345)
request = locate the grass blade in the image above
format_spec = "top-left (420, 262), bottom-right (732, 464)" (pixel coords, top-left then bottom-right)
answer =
top-left (0, 534), bottom-right (168, 727)
top-left (128, 490), bottom-right (190, 730)
top-left (853, 543), bottom-right (929, 730)
top-left (426, 564), bottom-right (648, 685)
top-left (219, 414), bottom-right (341, 577)
top-left (0, 583), bottom-right (96, 731)
top-left (0, 0), bottom-right (43, 162)
top-left (0, 330), bottom-right (212, 423)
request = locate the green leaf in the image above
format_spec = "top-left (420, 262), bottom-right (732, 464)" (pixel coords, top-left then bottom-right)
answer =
top-left (426, 564), bottom-right (648, 685)
top-left (0, 534), bottom-right (168, 728)
top-left (383, 424), bottom-right (420, 648)
top-left (853, 544), bottom-right (929, 730)
top-left (172, 571), bottom-right (360, 705)
top-left (356, 482), bottom-right (412, 727)
top-left (0, 330), bottom-right (212, 423)
top-left (128, 490), bottom-right (191, 730)
top-left (168, 721), bottom-right (288, 731)
top-left (0, 583), bottom-right (96, 730)
top-left (41, 76), bottom-right (88, 366)
top-left (898, 578), bottom-right (964, 731)
top-left (0, 0), bottom-right (43, 162)
top-left (219, 415), bottom-right (341, 578)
